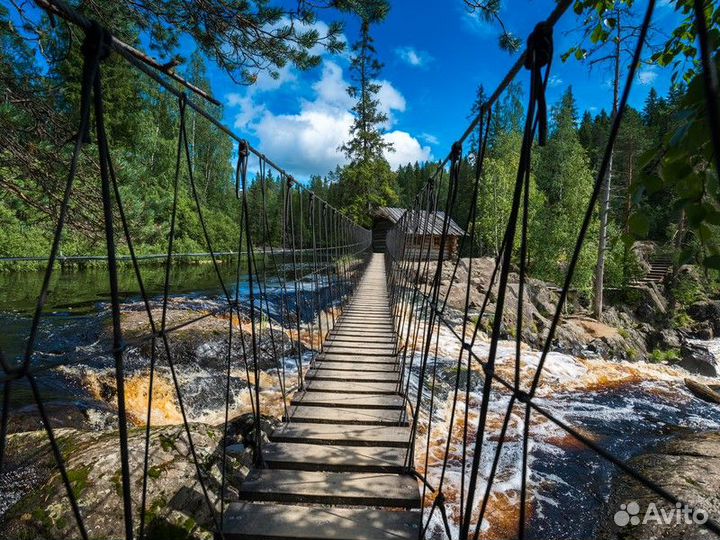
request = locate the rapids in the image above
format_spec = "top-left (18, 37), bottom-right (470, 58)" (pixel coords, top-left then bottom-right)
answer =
top-left (1, 264), bottom-right (719, 538)
top-left (408, 324), bottom-right (720, 539)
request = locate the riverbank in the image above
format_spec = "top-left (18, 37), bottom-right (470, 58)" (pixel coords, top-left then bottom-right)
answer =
top-left (2, 257), bottom-right (719, 539)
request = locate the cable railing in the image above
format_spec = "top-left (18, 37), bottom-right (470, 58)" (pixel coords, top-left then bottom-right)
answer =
top-left (385, 0), bottom-right (720, 538)
top-left (0, 2), bottom-right (371, 539)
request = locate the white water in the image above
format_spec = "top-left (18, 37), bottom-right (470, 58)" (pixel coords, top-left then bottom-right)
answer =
top-left (407, 325), bottom-right (720, 539)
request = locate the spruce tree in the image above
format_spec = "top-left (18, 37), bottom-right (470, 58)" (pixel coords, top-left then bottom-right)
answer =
top-left (341, 2), bottom-right (393, 163)
top-left (334, 1), bottom-right (397, 225)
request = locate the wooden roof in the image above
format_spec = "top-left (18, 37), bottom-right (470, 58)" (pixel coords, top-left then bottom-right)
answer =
top-left (372, 207), bottom-right (465, 236)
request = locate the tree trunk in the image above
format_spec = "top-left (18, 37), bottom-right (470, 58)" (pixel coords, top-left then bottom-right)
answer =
top-left (592, 10), bottom-right (621, 319)
top-left (592, 152), bottom-right (613, 317)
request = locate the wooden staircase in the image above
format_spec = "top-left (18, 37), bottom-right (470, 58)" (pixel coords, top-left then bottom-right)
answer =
top-left (223, 254), bottom-right (421, 539)
top-left (635, 254), bottom-right (673, 285)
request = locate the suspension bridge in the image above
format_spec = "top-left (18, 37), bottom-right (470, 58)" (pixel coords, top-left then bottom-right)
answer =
top-left (1, 0), bottom-right (720, 539)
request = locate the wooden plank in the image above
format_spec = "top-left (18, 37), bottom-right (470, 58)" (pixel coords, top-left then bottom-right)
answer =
top-left (306, 369), bottom-right (399, 383)
top-left (313, 361), bottom-right (398, 372)
top-left (263, 442), bottom-right (406, 473)
top-left (287, 405), bottom-right (406, 425)
top-left (291, 392), bottom-right (404, 409)
top-left (270, 422), bottom-right (410, 447)
top-left (321, 347), bottom-right (396, 357)
top-left (222, 255), bottom-right (420, 539)
top-left (328, 332), bottom-right (396, 340)
top-left (319, 353), bottom-right (397, 364)
top-left (223, 503), bottom-right (420, 540)
top-left (325, 336), bottom-right (395, 343)
top-left (305, 380), bottom-right (399, 394)
top-left (340, 316), bottom-right (393, 322)
top-left (333, 326), bottom-right (395, 333)
top-left (237, 469), bottom-right (420, 508)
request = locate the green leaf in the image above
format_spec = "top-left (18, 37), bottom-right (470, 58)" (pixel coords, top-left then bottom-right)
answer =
top-left (702, 201), bottom-right (720, 223)
top-left (628, 212), bottom-right (650, 238)
top-left (621, 232), bottom-right (635, 249)
top-left (676, 172), bottom-right (704, 200)
top-left (679, 247), bottom-right (695, 265)
top-left (704, 255), bottom-right (720, 270)
top-left (686, 203), bottom-right (706, 227)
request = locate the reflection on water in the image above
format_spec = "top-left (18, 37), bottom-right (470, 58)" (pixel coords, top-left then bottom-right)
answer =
top-left (0, 256), bottom-right (340, 416)
top-left (3, 263), bottom-right (720, 538)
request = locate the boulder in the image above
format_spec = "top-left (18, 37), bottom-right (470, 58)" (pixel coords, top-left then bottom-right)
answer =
top-left (630, 241), bottom-right (656, 275)
top-left (688, 300), bottom-right (720, 335)
top-left (599, 432), bottom-right (720, 540)
top-left (678, 342), bottom-right (719, 377)
top-left (647, 329), bottom-right (682, 351)
top-left (0, 424), bottom-right (227, 539)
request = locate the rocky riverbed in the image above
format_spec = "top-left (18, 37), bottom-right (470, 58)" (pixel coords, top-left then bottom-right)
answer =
top-left (2, 254), bottom-right (719, 539)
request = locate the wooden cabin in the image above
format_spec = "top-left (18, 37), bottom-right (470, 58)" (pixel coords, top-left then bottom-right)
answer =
top-left (371, 206), bottom-right (465, 260)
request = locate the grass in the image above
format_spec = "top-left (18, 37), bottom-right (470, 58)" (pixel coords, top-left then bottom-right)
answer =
top-left (650, 348), bottom-right (681, 364)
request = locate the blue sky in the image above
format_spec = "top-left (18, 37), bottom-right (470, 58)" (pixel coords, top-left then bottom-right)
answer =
top-left (200, 0), bottom-right (681, 181)
top-left (11, 0), bottom-right (681, 181)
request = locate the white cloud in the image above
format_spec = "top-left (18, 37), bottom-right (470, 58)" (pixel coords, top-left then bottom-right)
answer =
top-left (421, 132), bottom-right (439, 145)
top-left (638, 68), bottom-right (658, 86)
top-left (376, 80), bottom-right (406, 128)
top-left (395, 46), bottom-right (433, 67)
top-left (227, 93), bottom-right (267, 129)
top-left (311, 61), bottom-right (353, 110)
top-left (548, 75), bottom-right (563, 88)
top-left (226, 60), bottom-right (429, 177)
top-left (383, 131), bottom-right (432, 169)
top-left (253, 64), bottom-right (297, 92)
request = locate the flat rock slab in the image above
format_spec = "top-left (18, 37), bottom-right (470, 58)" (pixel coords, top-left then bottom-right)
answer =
top-left (263, 442), bottom-right (406, 472)
top-left (291, 392), bottom-right (404, 409)
top-left (237, 469), bottom-right (420, 508)
top-left (287, 405), bottom-right (406, 426)
top-left (223, 503), bottom-right (420, 540)
top-left (271, 422), bottom-right (411, 447)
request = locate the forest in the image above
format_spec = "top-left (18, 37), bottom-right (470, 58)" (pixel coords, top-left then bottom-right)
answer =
top-left (1, 0), bottom-right (719, 309)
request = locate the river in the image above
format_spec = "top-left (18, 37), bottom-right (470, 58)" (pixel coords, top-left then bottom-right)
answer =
top-left (1, 265), bottom-right (719, 538)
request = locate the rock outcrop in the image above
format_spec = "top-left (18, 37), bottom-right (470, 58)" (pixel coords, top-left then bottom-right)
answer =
top-left (600, 432), bottom-right (720, 540)
top-left (419, 258), bottom-right (651, 360)
top-left (0, 414), bottom-right (274, 540)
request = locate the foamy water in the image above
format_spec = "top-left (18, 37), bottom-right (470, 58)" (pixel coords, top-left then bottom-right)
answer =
top-left (405, 326), bottom-right (720, 539)
top-left (8, 291), bottom-right (720, 538)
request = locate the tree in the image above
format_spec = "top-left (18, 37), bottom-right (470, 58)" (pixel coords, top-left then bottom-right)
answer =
top-left (10, 0), bottom-right (348, 85)
top-left (564, 2), bottom-right (660, 317)
top-left (340, 1), bottom-right (393, 164)
top-left (185, 51), bottom-right (234, 208)
top-left (630, 58), bottom-right (720, 271)
top-left (332, 0), bottom-right (397, 224)
top-left (532, 88), bottom-right (598, 288)
top-left (463, 0), bottom-right (522, 52)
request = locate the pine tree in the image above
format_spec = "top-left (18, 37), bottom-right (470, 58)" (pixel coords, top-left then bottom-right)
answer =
top-left (333, 1), bottom-right (397, 225)
top-left (564, 3), bottom-right (660, 317)
top-left (340, 2), bottom-right (393, 163)
top-left (533, 87), bottom-right (597, 287)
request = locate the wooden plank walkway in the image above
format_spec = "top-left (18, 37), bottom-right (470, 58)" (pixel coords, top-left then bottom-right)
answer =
top-left (224, 254), bottom-right (421, 539)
